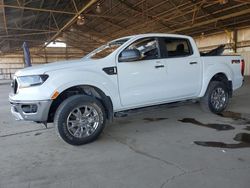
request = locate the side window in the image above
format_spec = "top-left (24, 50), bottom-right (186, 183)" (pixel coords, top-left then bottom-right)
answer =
top-left (125, 37), bottom-right (159, 60)
top-left (163, 38), bottom-right (192, 58)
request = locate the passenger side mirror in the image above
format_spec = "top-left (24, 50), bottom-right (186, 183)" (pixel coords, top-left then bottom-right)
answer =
top-left (119, 49), bottom-right (141, 62)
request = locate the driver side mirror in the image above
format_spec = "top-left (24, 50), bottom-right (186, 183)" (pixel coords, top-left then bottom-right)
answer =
top-left (118, 49), bottom-right (141, 62)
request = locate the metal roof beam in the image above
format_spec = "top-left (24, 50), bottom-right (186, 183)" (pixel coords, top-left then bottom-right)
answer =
top-left (157, 3), bottom-right (249, 32)
top-left (1, 0), bottom-right (8, 34)
top-left (110, 1), bottom-right (205, 38)
top-left (187, 17), bottom-right (250, 37)
top-left (84, 0), bottom-right (122, 26)
top-left (0, 26), bottom-right (56, 32)
top-left (117, 0), bottom-right (172, 30)
top-left (32, 0), bottom-right (45, 26)
top-left (168, 0), bottom-right (189, 21)
top-left (0, 4), bottom-right (75, 15)
top-left (0, 31), bottom-right (57, 38)
top-left (42, 0), bottom-right (98, 48)
top-left (112, 1), bottom-right (246, 37)
top-left (85, 13), bottom-right (129, 20)
top-left (166, 8), bottom-right (250, 34)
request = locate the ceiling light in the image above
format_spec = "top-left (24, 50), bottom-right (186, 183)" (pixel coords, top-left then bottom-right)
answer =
top-left (77, 15), bottom-right (85, 26)
top-left (70, 26), bottom-right (76, 32)
top-left (219, 0), bottom-right (228, 4)
top-left (96, 3), bottom-right (102, 13)
top-left (201, 32), bottom-right (205, 39)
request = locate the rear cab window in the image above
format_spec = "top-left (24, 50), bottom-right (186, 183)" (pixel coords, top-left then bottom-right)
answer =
top-left (159, 37), bottom-right (193, 58)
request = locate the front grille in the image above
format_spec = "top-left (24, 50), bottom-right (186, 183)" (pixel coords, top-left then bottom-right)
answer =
top-left (12, 79), bottom-right (18, 94)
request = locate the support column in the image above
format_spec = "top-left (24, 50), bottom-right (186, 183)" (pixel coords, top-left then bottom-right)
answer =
top-left (233, 29), bottom-right (238, 53)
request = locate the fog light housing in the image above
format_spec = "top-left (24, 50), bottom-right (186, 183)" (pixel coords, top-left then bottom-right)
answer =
top-left (21, 104), bottom-right (38, 113)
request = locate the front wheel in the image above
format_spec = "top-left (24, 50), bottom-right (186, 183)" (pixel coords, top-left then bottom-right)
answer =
top-left (54, 95), bottom-right (106, 145)
top-left (200, 81), bottom-right (229, 114)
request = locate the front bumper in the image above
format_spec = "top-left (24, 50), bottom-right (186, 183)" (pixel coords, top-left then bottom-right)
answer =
top-left (9, 99), bottom-right (52, 122)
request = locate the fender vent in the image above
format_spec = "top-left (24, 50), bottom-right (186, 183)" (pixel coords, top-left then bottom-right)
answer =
top-left (103, 67), bottom-right (117, 75)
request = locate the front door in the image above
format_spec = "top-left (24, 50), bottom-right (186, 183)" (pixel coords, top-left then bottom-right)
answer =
top-left (117, 37), bottom-right (168, 107)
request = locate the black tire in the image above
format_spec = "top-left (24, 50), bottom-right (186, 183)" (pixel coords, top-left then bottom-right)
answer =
top-left (200, 81), bottom-right (229, 114)
top-left (54, 95), bottom-right (106, 145)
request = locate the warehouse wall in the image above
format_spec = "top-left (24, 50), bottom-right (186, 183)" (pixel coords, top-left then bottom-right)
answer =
top-left (1, 27), bottom-right (250, 80)
top-left (0, 47), bottom-right (84, 79)
top-left (195, 27), bottom-right (250, 75)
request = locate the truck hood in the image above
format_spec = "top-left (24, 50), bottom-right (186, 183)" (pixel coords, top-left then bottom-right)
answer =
top-left (15, 58), bottom-right (94, 76)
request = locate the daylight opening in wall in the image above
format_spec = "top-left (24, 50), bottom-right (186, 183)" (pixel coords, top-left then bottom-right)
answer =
top-left (45, 41), bottom-right (67, 48)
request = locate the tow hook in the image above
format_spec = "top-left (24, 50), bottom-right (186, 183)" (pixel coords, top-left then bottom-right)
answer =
top-left (43, 122), bottom-right (48, 128)
top-left (36, 121), bottom-right (48, 128)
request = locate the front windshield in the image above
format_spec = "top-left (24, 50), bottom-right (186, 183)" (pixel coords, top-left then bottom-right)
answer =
top-left (84, 38), bottom-right (130, 59)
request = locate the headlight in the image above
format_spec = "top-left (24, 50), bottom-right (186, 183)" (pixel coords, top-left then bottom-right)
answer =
top-left (18, 75), bottom-right (49, 88)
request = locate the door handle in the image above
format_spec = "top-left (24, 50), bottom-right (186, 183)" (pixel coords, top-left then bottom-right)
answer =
top-left (189, 62), bottom-right (198, 65)
top-left (155, 65), bottom-right (164, 68)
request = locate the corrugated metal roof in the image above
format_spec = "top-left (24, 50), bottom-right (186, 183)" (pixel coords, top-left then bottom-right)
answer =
top-left (0, 0), bottom-right (249, 53)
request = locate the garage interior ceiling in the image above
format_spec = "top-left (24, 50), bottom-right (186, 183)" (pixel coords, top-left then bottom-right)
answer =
top-left (0, 0), bottom-right (250, 53)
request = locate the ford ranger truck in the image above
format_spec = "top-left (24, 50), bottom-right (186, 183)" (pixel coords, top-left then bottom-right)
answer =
top-left (9, 33), bottom-right (245, 145)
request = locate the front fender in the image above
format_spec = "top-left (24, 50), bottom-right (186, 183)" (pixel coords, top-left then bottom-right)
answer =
top-left (47, 69), bottom-right (121, 110)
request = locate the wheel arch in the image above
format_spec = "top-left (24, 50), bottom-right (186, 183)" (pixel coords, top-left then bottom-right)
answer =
top-left (47, 85), bottom-right (113, 123)
top-left (199, 72), bottom-right (232, 98)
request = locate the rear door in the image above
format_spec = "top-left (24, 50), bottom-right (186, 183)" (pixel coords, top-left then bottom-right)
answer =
top-left (159, 37), bottom-right (202, 99)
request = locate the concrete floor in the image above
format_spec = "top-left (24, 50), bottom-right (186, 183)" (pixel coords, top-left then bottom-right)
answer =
top-left (0, 78), bottom-right (250, 188)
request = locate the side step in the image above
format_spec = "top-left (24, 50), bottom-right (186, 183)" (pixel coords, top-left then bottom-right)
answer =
top-left (114, 100), bottom-right (198, 118)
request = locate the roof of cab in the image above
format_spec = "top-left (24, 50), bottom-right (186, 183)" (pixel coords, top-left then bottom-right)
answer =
top-left (114, 33), bottom-right (192, 41)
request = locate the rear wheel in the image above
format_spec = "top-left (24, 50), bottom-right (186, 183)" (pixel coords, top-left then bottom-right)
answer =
top-left (200, 81), bottom-right (229, 114)
top-left (54, 95), bottom-right (106, 145)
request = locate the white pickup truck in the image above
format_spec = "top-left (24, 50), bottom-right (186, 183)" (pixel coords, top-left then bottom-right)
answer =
top-left (9, 33), bottom-right (245, 145)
